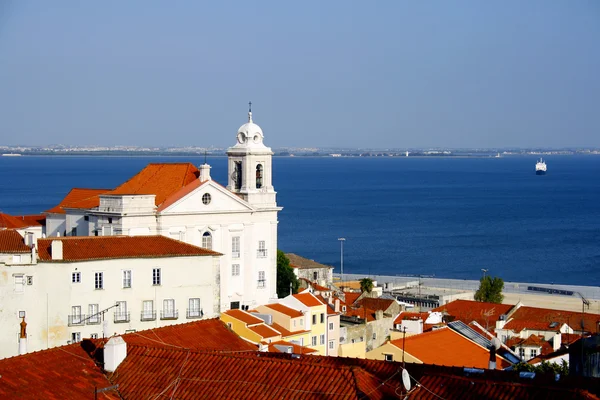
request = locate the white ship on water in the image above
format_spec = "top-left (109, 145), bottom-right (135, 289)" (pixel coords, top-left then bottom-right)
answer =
top-left (1, 153), bottom-right (22, 157)
top-left (535, 158), bottom-right (547, 175)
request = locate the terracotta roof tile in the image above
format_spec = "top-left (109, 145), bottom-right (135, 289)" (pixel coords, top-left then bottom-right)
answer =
top-left (394, 311), bottom-right (431, 325)
top-left (0, 229), bottom-right (31, 253)
top-left (433, 299), bottom-right (514, 332)
top-left (157, 178), bottom-right (207, 211)
top-left (249, 324), bottom-right (281, 339)
top-left (37, 235), bottom-right (220, 262)
top-left (264, 303), bottom-right (304, 318)
top-left (45, 188), bottom-right (111, 214)
top-left (343, 291), bottom-right (362, 307)
top-left (389, 327), bottom-right (512, 369)
top-left (108, 163), bottom-right (199, 207)
top-left (223, 309), bottom-right (265, 325)
top-left (14, 214), bottom-right (46, 227)
top-left (293, 292), bottom-right (324, 308)
top-left (357, 297), bottom-right (395, 312)
top-left (503, 306), bottom-right (600, 334)
top-left (270, 323), bottom-right (310, 338)
top-left (0, 212), bottom-right (31, 229)
top-left (285, 253), bottom-right (334, 270)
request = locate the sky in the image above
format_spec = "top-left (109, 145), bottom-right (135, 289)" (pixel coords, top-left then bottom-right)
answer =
top-left (0, 1), bottom-right (599, 149)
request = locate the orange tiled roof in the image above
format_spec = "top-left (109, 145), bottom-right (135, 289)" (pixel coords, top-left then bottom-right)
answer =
top-left (268, 340), bottom-right (318, 355)
top-left (394, 311), bottom-right (431, 325)
top-left (506, 334), bottom-right (554, 357)
top-left (293, 292), bottom-right (324, 308)
top-left (357, 297), bottom-right (395, 312)
top-left (285, 253), bottom-right (334, 270)
top-left (223, 309), bottom-right (265, 325)
top-left (0, 212), bottom-right (31, 229)
top-left (157, 178), bottom-right (207, 211)
top-left (343, 291), bottom-right (362, 307)
top-left (390, 327), bottom-right (512, 369)
top-left (45, 188), bottom-right (111, 214)
top-left (109, 163), bottom-right (199, 207)
top-left (37, 235), bottom-right (220, 262)
top-left (249, 324), bottom-right (281, 339)
top-left (0, 229), bottom-right (31, 253)
top-left (264, 303), bottom-right (304, 318)
top-left (433, 300), bottom-right (515, 332)
top-left (503, 306), bottom-right (600, 334)
top-left (14, 214), bottom-right (46, 227)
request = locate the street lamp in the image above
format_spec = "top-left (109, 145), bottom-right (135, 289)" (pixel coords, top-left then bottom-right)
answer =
top-left (338, 238), bottom-right (346, 287)
top-left (481, 269), bottom-right (488, 279)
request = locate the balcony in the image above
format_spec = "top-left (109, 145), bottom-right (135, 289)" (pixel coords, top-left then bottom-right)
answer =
top-left (257, 279), bottom-right (266, 289)
top-left (114, 312), bottom-right (130, 323)
top-left (141, 311), bottom-right (156, 321)
top-left (257, 249), bottom-right (268, 258)
top-left (68, 314), bottom-right (86, 326)
top-left (160, 310), bottom-right (179, 320)
top-left (86, 315), bottom-right (101, 325)
top-left (186, 308), bottom-right (204, 319)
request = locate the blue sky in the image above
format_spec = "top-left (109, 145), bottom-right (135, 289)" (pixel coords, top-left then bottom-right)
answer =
top-left (0, 1), bottom-right (598, 148)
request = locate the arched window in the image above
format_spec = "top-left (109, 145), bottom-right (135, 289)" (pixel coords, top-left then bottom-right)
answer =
top-left (256, 164), bottom-right (263, 189)
top-left (202, 231), bottom-right (212, 250)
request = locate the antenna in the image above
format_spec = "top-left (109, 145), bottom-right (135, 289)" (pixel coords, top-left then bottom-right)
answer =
top-left (402, 369), bottom-right (411, 391)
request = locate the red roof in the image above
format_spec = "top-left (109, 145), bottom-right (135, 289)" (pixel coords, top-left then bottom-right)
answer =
top-left (0, 212), bottom-right (30, 229)
top-left (357, 297), bottom-right (395, 312)
top-left (249, 324), bottom-right (281, 339)
top-left (389, 327), bottom-right (512, 369)
top-left (394, 311), bottom-right (432, 325)
top-left (223, 309), bottom-right (265, 325)
top-left (0, 229), bottom-right (31, 253)
top-left (14, 214), bottom-right (46, 227)
top-left (37, 235), bottom-right (220, 262)
top-left (506, 334), bottom-right (554, 355)
top-left (108, 163), bottom-right (199, 207)
top-left (503, 306), bottom-right (600, 334)
top-left (343, 291), bottom-right (362, 307)
top-left (45, 188), bottom-right (110, 214)
top-left (433, 300), bottom-right (515, 332)
top-left (270, 323), bottom-right (310, 338)
top-left (268, 340), bottom-right (318, 355)
top-left (263, 303), bottom-right (304, 318)
top-left (293, 292), bottom-right (324, 308)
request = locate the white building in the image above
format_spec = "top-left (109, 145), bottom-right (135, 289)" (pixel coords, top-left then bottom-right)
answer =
top-left (44, 109), bottom-right (281, 311)
top-left (0, 233), bottom-right (221, 359)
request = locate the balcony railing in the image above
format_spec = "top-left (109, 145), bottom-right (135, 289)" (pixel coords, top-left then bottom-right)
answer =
top-left (186, 308), bottom-right (203, 319)
top-left (160, 310), bottom-right (179, 320)
top-left (114, 312), bottom-right (130, 323)
top-left (257, 279), bottom-right (266, 289)
top-left (86, 314), bottom-right (101, 325)
top-left (141, 311), bottom-right (156, 321)
top-left (257, 249), bottom-right (268, 258)
top-left (68, 314), bottom-right (85, 326)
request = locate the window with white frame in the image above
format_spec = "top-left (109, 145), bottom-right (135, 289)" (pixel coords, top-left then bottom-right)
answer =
top-left (519, 348), bottom-right (525, 359)
top-left (257, 240), bottom-right (267, 258)
top-left (71, 306), bottom-right (82, 324)
top-left (71, 332), bottom-right (81, 343)
top-left (320, 334), bottom-right (325, 345)
top-left (232, 264), bottom-right (240, 276)
top-left (94, 272), bottom-right (103, 289)
top-left (153, 268), bottom-right (161, 285)
top-left (531, 349), bottom-right (537, 358)
top-left (123, 270), bottom-right (132, 288)
top-left (385, 354), bottom-right (393, 362)
top-left (115, 301), bottom-right (128, 322)
top-left (163, 299), bottom-right (175, 319)
top-left (202, 231), bottom-right (212, 250)
top-left (72, 272), bottom-right (81, 283)
top-left (188, 298), bottom-right (202, 318)
top-left (232, 236), bottom-right (240, 258)
top-left (329, 322), bottom-right (334, 331)
top-left (26, 276), bottom-right (33, 285)
top-left (88, 304), bottom-right (99, 323)
top-left (311, 336), bottom-right (317, 346)
top-left (90, 333), bottom-right (98, 339)
top-left (142, 300), bottom-right (154, 320)
top-left (14, 275), bottom-right (24, 292)
top-left (258, 271), bottom-right (266, 288)
top-left (329, 340), bottom-right (334, 350)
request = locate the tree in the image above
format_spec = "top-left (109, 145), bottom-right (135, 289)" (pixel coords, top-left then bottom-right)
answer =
top-left (474, 276), bottom-right (504, 303)
top-left (359, 277), bottom-right (374, 294)
top-left (512, 360), bottom-right (569, 377)
top-left (277, 250), bottom-right (299, 298)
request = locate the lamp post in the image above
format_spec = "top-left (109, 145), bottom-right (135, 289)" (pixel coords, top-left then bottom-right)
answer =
top-left (481, 268), bottom-right (488, 280)
top-left (338, 238), bottom-right (346, 288)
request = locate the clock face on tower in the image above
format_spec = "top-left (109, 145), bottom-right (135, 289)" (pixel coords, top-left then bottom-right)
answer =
top-left (237, 132), bottom-right (246, 144)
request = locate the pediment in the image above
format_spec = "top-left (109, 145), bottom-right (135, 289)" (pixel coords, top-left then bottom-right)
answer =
top-left (159, 181), bottom-right (254, 214)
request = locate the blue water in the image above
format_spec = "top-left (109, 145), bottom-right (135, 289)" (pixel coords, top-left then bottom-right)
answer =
top-left (1, 155), bottom-right (599, 285)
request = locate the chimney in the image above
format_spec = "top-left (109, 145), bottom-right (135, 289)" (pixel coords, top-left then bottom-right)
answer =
top-left (31, 243), bottom-right (37, 265)
top-left (334, 299), bottom-right (340, 313)
top-left (488, 345), bottom-right (497, 370)
top-left (51, 240), bottom-right (63, 260)
top-left (553, 332), bottom-right (562, 351)
top-left (104, 336), bottom-right (127, 372)
top-left (199, 164), bottom-right (211, 181)
top-left (375, 310), bottom-right (384, 320)
top-left (18, 317), bottom-right (27, 355)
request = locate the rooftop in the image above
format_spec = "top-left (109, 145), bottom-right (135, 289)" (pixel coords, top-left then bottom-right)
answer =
top-left (223, 309), bottom-right (265, 326)
top-left (45, 188), bottom-right (110, 214)
top-left (292, 292), bottom-right (325, 308)
top-left (0, 229), bottom-right (31, 253)
top-left (432, 299), bottom-right (515, 331)
top-left (503, 306), bottom-right (600, 333)
top-left (263, 303), bottom-right (304, 318)
top-left (285, 253), bottom-right (334, 270)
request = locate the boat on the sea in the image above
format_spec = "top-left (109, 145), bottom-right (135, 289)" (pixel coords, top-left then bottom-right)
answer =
top-left (1, 153), bottom-right (22, 157)
top-left (535, 158), bottom-right (547, 175)
top-left (495, 153), bottom-right (501, 158)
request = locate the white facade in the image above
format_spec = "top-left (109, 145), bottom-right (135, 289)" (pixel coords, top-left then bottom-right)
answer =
top-left (0, 249), bottom-right (220, 359)
top-left (43, 111), bottom-right (281, 311)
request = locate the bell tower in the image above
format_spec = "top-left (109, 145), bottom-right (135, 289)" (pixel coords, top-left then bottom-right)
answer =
top-left (226, 104), bottom-right (277, 209)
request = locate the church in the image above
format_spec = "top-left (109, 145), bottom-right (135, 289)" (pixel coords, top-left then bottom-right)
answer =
top-left (44, 108), bottom-right (281, 311)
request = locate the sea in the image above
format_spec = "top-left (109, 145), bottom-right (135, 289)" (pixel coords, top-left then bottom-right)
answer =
top-left (1, 155), bottom-right (599, 286)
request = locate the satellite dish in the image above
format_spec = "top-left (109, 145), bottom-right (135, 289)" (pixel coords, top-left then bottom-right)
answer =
top-left (402, 369), bottom-right (411, 391)
top-left (491, 337), bottom-right (501, 350)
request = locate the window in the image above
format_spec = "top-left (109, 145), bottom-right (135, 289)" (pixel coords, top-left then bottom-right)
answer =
top-left (108, 217), bottom-right (113, 224)
top-left (372, 333), bottom-right (377, 340)
top-left (312, 314), bottom-right (317, 325)
top-left (163, 299), bottom-right (176, 319)
top-left (72, 272), bottom-right (81, 283)
top-left (385, 354), bottom-right (393, 362)
top-left (90, 333), bottom-right (98, 339)
top-left (84, 216), bottom-right (89, 221)
top-left (311, 336), bottom-right (317, 346)
top-left (94, 272), bottom-right (103, 289)
top-left (233, 161), bottom-right (242, 190)
top-left (359, 336), bottom-right (364, 342)
top-left (153, 268), bottom-right (161, 285)
top-left (320, 313), bottom-right (325, 323)
top-left (257, 240), bottom-right (267, 258)
top-left (313, 271), bottom-right (318, 281)
top-left (256, 164), bottom-right (263, 189)
top-left (26, 276), bottom-right (33, 285)
top-left (202, 193), bottom-right (211, 205)
top-left (202, 232), bottom-right (212, 250)
top-left (342, 306), bottom-right (347, 312)
top-left (71, 227), bottom-right (77, 236)
top-left (188, 298), bottom-right (202, 318)
top-left (531, 349), bottom-right (537, 358)
top-left (320, 334), bottom-right (325, 345)
top-left (232, 264), bottom-right (240, 276)
top-left (258, 271), bottom-right (266, 288)
top-left (88, 304), bottom-right (99, 324)
top-left (519, 348), bottom-right (525, 359)
top-left (12, 255), bottom-right (22, 264)
top-left (232, 236), bottom-right (240, 258)
top-left (230, 301), bottom-right (240, 310)
top-left (71, 332), bottom-right (81, 343)
top-left (329, 322), bottom-right (334, 331)
top-left (123, 270), bottom-right (132, 288)
top-left (115, 301), bottom-right (128, 322)
top-left (329, 340), bottom-right (334, 350)
top-left (14, 275), bottom-right (24, 292)
top-left (71, 306), bottom-right (82, 325)
top-left (142, 300), bottom-right (154, 321)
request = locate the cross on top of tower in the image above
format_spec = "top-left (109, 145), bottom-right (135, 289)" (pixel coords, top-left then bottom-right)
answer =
top-left (248, 101), bottom-right (253, 122)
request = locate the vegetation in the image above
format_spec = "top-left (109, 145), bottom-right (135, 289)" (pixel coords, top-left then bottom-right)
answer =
top-left (512, 360), bottom-right (569, 377)
top-left (359, 278), bottom-right (374, 294)
top-left (474, 275), bottom-right (504, 303)
top-left (276, 250), bottom-right (299, 298)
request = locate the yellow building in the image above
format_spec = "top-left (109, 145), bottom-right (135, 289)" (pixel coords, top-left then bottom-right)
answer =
top-left (279, 291), bottom-right (329, 355)
top-left (255, 303), bottom-right (311, 347)
top-left (220, 309), bottom-right (281, 345)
